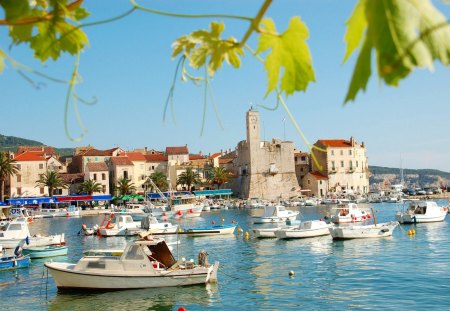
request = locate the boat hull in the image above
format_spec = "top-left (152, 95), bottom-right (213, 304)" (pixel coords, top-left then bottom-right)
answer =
top-left (0, 234), bottom-right (65, 249)
top-left (275, 227), bottom-right (330, 239)
top-left (0, 255), bottom-right (30, 270)
top-left (329, 222), bottom-right (399, 239)
top-left (23, 246), bottom-right (68, 258)
top-left (45, 262), bottom-right (218, 290)
top-left (395, 213), bottom-right (447, 224)
top-left (252, 215), bottom-right (298, 224)
top-left (184, 225), bottom-right (236, 236)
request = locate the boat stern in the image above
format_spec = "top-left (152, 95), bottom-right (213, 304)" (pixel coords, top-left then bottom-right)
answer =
top-left (206, 261), bottom-right (219, 283)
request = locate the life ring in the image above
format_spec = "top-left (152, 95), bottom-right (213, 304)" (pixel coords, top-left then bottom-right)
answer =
top-left (14, 245), bottom-right (23, 257)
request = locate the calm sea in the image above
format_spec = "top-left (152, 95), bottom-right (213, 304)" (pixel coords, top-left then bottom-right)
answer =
top-left (1, 200), bottom-right (449, 311)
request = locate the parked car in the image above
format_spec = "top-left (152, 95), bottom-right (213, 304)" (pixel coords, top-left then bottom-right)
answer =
top-left (406, 189), bottom-right (416, 196)
top-left (416, 189), bottom-right (426, 195)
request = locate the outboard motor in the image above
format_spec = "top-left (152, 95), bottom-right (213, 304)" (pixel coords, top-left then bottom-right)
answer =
top-left (198, 250), bottom-right (209, 267)
top-left (141, 215), bottom-right (152, 230)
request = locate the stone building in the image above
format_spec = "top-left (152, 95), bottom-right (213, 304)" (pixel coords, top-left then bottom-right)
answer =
top-left (231, 108), bottom-right (299, 200)
top-left (311, 137), bottom-right (369, 194)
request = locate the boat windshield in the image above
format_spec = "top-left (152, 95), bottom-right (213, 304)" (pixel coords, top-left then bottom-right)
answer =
top-left (7, 223), bottom-right (23, 231)
top-left (124, 245), bottom-right (145, 260)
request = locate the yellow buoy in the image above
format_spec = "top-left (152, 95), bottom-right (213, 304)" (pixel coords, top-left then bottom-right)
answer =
top-left (407, 230), bottom-right (412, 235)
top-left (244, 232), bottom-right (249, 239)
top-left (237, 227), bottom-right (243, 233)
top-left (178, 227), bottom-right (182, 233)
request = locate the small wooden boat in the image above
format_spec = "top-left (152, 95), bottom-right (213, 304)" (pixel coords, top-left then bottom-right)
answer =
top-left (183, 224), bottom-right (236, 236)
top-left (23, 245), bottom-right (68, 259)
top-left (0, 251), bottom-right (30, 271)
top-left (329, 221), bottom-right (399, 239)
top-left (45, 237), bottom-right (219, 290)
top-left (275, 220), bottom-right (331, 239)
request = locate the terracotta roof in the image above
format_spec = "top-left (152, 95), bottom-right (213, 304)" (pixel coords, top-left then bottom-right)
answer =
top-left (294, 152), bottom-right (309, 157)
top-left (124, 152), bottom-right (146, 162)
top-left (189, 154), bottom-right (206, 160)
top-left (80, 148), bottom-right (118, 156)
top-left (60, 173), bottom-right (84, 183)
top-left (144, 154), bottom-right (168, 162)
top-left (209, 152), bottom-right (222, 159)
top-left (219, 158), bottom-right (234, 164)
top-left (166, 146), bottom-right (188, 155)
top-left (86, 162), bottom-right (109, 172)
top-left (14, 151), bottom-right (46, 162)
top-left (318, 140), bottom-right (352, 148)
top-left (111, 156), bottom-right (133, 166)
top-left (17, 146), bottom-right (57, 155)
top-left (310, 172), bottom-right (328, 180)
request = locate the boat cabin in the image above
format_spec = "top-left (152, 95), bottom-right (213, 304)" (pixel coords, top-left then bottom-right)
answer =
top-left (0, 218), bottom-right (30, 239)
top-left (407, 201), bottom-right (439, 215)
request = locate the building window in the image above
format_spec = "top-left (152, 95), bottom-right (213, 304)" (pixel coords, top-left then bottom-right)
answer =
top-left (356, 161), bottom-right (359, 167)
top-left (17, 187), bottom-right (22, 196)
top-left (331, 150), bottom-right (334, 156)
top-left (340, 161), bottom-right (344, 168)
top-left (93, 173), bottom-right (97, 181)
top-left (39, 163), bottom-right (44, 169)
top-left (40, 187), bottom-right (44, 194)
top-left (102, 185), bottom-right (106, 193)
top-left (124, 171), bottom-right (129, 179)
top-left (340, 150), bottom-right (343, 156)
top-left (301, 156), bottom-right (306, 161)
top-left (102, 173), bottom-right (106, 180)
top-left (307, 180), bottom-right (310, 185)
top-left (331, 161), bottom-right (335, 170)
top-left (151, 165), bottom-right (155, 170)
top-left (320, 181), bottom-right (322, 185)
top-left (349, 150), bottom-right (352, 155)
top-left (349, 161), bottom-right (353, 169)
top-left (17, 175), bottom-right (21, 182)
top-left (300, 167), bottom-right (304, 172)
top-left (95, 157), bottom-right (98, 161)
top-left (86, 157), bottom-right (90, 162)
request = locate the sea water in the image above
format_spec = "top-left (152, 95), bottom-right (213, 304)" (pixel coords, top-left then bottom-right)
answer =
top-left (0, 201), bottom-right (449, 310)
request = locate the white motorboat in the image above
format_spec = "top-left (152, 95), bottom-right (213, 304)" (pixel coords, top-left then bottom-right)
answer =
top-left (330, 203), bottom-right (370, 224)
top-left (396, 201), bottom-right (448, 223)
top-left (45, 238), bottom-right (219, 290)
top-left (329, 221), bottom-right (399, 239)
top-left (0, 218), bottom-right (65, 249)
top-left (183, 224), bottom-right (236, 236)
top-left (252, 205), bottom-right (299, 224)
top-left (275, 220), bottom-right (331, 239)
top-left (98, 214), bottom-right (177, 237)
top-left (250, 227), bottom-right (280, 238)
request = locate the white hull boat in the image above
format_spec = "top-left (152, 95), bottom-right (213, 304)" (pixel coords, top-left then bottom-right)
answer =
top-left (331, 203), bottom-right (370, 224)
top-left (329, 221), bottom-right (399, 239)
top-left (0, 218), bottom-right (65, 249)
top-left (45, 238), bottom-right (219, 290)
top-left (275, 220), bottom-right (331, 239)
top-left (98, 214), bottom-right (177, 237)
top-left (252, 205), bottom-right (299, 224)
top-left (183, 224), bottom-right (236, 236)
top-left (251, 227), bottom-right (289, 238)
top-left (396, 201), bottom-right (448, 224)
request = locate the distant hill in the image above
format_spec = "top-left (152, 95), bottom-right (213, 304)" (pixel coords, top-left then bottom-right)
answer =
top-left (0, 134), bottom-right (74, 156)
top-left (369, 165), bottom-right (450, 188)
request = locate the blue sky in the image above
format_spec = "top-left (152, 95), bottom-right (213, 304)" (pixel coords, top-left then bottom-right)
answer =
top-left (1, 1), bottom-right (450, 171)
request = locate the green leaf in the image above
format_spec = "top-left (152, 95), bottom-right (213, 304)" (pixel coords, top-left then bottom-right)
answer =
top-left (171, 22), bottom-right (244, 77)
top-left (344, 38), bottom-right (372, 103)
top-left (9, 24), bottom-right (34, 43)
top-left (0, 0), bottom-right (30, 21)
top-left (256, 17), bottom-right (315, 97)
top-left (343, 0), bottom-right (367, 63)
top-left (344, 0), bottom-right (450, 103)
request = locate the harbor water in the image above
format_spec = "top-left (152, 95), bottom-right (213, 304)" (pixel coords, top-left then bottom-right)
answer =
top-left (1, 201), bottom-right (450, 310)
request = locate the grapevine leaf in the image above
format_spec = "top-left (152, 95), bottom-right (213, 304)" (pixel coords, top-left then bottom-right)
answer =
top-left (344, 38), bottom-right (372, 103)
top-left (256, 17), bottom-right (315, 97)
top-left (344, 0), bottom-right (450, 103)
top-left (343, 0), bottom-right (367, 63)
top-left (171, 22), bottom-right (244, 77)
top-left (0, 0), bottom-right (30, 21)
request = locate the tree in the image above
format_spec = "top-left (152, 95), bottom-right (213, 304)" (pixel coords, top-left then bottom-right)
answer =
top-left (207, 166), bottom-right (233, 189)
top-left (177, 167), bottom-right (201, 192)
top-left (0, 152), bottom-right (18, 201)
top-left (35, 170), bottom-right (68, 197)
top-left (116, 177), bottom-right (136, 196)
top-left (145, 172), bottom-right (168, 192)
top-left (78, 179), bottom-right (102, 195)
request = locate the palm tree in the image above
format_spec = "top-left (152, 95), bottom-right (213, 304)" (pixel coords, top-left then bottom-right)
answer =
top-left (35, 170), bottom-right (68, 197)
top-left (116, 177), bottom-right (136, 196)
top-left (177, 167), bottom-right (201, 192)
top-left (78, 179), bottom-right (102, 195)
top-left (146, 172), bottom-right (169, 192)
top-left (207, 166), bottom-right (233, 189)
top-left (0, 152), bottom-right (18, 202)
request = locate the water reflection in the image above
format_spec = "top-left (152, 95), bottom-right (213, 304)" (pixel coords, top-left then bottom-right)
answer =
top-left (47, 284), bottom-right (219, 311)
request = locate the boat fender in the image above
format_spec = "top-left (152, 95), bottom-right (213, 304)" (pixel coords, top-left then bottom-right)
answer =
top-left (25, 236), bottom-right (30, 245)
top-left (14, 245), bottom-right (23, 257)
top-left (82, 224), bottom-right (87, 230)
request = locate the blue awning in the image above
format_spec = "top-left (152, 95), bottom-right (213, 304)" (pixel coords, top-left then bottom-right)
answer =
top-left (192, 189), bottom-right (233, 197)
top-left (7, 197), bottom-right (54, 205)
